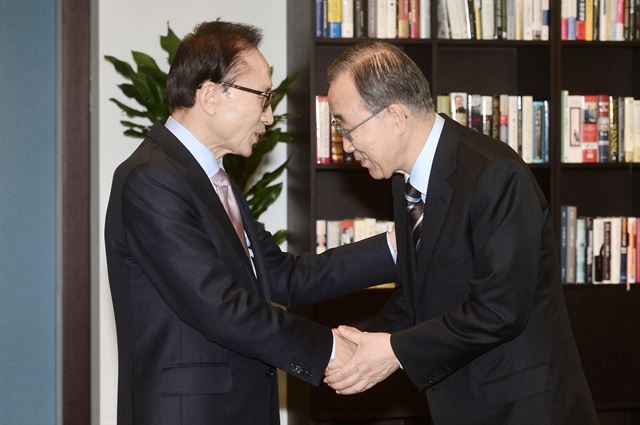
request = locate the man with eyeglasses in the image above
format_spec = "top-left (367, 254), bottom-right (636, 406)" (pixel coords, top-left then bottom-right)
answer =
top-left (104, 22), bottom-right (398, 425)
top-left (323, 42), bottom-right (597, 425)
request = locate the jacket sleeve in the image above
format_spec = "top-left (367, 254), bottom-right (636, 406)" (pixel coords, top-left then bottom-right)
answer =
top-left (121, 163), bottom-right (333, 385)
top-left (391, 159), bottom-right (544, 391)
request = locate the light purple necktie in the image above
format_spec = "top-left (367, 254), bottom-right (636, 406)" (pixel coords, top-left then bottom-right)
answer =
top-left (211, 168), bottom-right (250, 259)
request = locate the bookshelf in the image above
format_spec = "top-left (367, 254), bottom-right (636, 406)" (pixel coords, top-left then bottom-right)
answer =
top-left (286, 1), bottom-right (640, 424)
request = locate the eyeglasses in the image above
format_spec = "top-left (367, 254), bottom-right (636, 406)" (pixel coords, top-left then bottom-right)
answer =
top-left (331, 107), bottom-right (386, 141)
top-left (219, 81), bottom-right (274, 112)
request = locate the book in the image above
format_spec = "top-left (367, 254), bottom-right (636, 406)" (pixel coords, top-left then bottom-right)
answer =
top-left (576, 217), bottom-right (587, 283)
top-left (581, 95), bottom-right (599, 163)
top-left (563, 92), bottom-right (583, 163)
top-left (327, 0), bottom-right (342, 38)
top-left (315, 96), bottom-right (331, 164)
top-left (596, 94), bottom-right (610, 162)
top-left (450, 92), bottom-right (468, 126)
top-left (593, 217), bottom-right (604, 283)
top-left (567, 206), bottom-right (578, 283)
top-left (316, 220), bottom-right (327, 253)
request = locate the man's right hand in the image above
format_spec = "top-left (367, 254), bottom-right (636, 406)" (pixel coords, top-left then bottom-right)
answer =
top-left (327, 328), bottom-right (357, 372)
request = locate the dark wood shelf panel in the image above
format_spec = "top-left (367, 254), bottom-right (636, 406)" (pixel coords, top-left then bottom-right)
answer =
top-left (561, 41), bottom-right (640, 48)
top-left (561, 162), bottom-right (640, 169)
top-left (436, 39), bottom-right (551, 47)
top-left (315, 163), bottom-right (366, 171)
top-left (316, 37), bottom-right (432, 45)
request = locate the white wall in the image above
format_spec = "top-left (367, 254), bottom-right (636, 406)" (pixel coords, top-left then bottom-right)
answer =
top-left (96, 1), bottom-right (288, 423)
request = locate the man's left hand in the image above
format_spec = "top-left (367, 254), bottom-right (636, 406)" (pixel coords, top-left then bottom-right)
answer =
top-left (324, 325), bottom-right (399, 394)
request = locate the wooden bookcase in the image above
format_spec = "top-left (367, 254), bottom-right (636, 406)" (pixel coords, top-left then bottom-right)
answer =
top-left (286, 1), bottom-right (640, 424)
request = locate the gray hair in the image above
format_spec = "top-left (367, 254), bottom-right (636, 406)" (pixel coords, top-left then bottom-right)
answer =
top-left (327, 41), bottom-right (434, 114)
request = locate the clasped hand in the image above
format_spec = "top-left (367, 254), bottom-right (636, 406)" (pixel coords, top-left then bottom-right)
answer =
top-left (325, 326), bottom-right (399, 395)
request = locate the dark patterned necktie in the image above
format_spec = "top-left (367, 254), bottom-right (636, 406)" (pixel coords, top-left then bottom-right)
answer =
top-left (405, 180), bottom-right (424, 248)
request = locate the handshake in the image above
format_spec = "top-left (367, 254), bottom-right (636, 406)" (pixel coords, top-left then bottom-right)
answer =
top-left (324, 326), bottom-right (400, 394)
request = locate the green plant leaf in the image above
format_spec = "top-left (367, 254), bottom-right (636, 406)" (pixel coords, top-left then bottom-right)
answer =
top-left (247, 183), bottom-right (282, 219)
top-left (246, 155), bottom-right (291, 196)
top-left (109, 98), bottom-right (149, 119)
top-left (160, 24), bottom-right (180, 65)
top-left (104, 55), bottom-right (136, 80)
top-left (124, 128), bottom-right (147, 139)
top-left (271, 71), bottom-right (297, 111)
top-left (271, 229), bottom-right (289, 246)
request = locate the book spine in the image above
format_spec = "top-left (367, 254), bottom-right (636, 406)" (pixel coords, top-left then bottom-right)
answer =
top-left (327, 0), bottom-right (343, 38)
top-left (586, 217), bottom-right (594, 283)
top-left (567, 206), bottom-right (578, 283)
top-left (342, 0), bottom-right (354, 37)
top-left (610, 96), bottom-right (619, 162)
top-left (355, 0), bottom-right (368, 37)
top-left (576, 218), bottom-right (587, 283)
top-left (316, 0), bottom-right (325, 37)
top-left (561, 205), bottom-right (568, 283)
top-left (315, 96), bottom-right (331, 164)
top-left (410, 0), bottom-right (420, 38)
top-left (398, 0), bottom-right (411, 38)
top-left (597, 94), bottom-right (610, 162)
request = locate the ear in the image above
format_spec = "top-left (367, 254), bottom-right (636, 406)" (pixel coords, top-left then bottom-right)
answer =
top-left (195, 81), bottom-right (218, 116)
top-left (386, 103), bottom-right (409, 134)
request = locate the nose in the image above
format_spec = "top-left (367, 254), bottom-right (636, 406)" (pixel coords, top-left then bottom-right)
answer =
top-left (262, 104), bottom-right (274, 126)
top-left (342, 135), bottom-right (355, 153)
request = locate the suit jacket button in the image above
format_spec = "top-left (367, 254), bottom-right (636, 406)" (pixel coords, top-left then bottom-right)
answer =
top-left (266, 366), bottom-right (276, 377)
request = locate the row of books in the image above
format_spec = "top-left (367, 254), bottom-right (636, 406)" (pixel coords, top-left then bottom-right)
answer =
top-left (560, 206), bottom-right (640, 286)
top-left (561, 92), bottom-right (640, 163)
top-left (561, 0), bottom-right (640, 41)
top-left (438, 0), bottom-right (550, 40)
top-left (436, 93), bottom-right (549, 164)
top-left (315, 95), bottom-right (355, 164)
top-left (316, 0), bottom-right (431, 39)
top-left (316, 218), bottom-right (395, 253)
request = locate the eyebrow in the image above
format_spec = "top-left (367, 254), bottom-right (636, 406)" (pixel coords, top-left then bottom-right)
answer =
top-left (331, 113), bottom-right (344, 121)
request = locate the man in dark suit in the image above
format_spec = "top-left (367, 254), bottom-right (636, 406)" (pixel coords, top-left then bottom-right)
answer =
top-left (324, 42), bottom-right (598, 425)
top-left (104, 23), bottom-right (397, 425)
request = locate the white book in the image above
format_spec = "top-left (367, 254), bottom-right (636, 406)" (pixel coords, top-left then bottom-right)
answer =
top-left (499, 94), bottom-right (509, 143)
top-left (342, 0), bottom-right (354, 37)
top-left (353, 218), bottom-right (367, 241)
top-left (508, 96), bottom-right (519, 154)
top-left (481, 0), bottom-right (495, 39)
top-left (563, 92), bottom-right (584, 163)
top-left (521, 96), bottom-right (533, 163)
top-left (316, 220), bottom-right (327, 254)
top-left (624, 97), bottom-right (635, 161)
top-left (507, 0), bottom-right (516, 39)
top-left (532, 0), bottom-right (542, 39)
top-left (387, 0), bottom-right (398, 38)
top-left (315, 96), bottom-right (331, 163)
top-left (326, 220), bottom-right (342, 249)
top-left (610, 217), bottom-right (622, 283)
top-left (592, 217), bottom-right (605, 283)
top-left (634, 100), bottom-right (640, 162)
top-left (515, 0), bottom-right (523, 39)
top-left (523, 0), bottom-right (534, 40)
top-left (541, 0), bottom-right (550, 40)
top-left (364, 217), bottom-right (377, 238)
top-left (609, 0), bottom-right (617, 40)
top-left (437, 0), bottom-right (450, 38)
top-left (377, 0), bottom-right (388, 37)
top-left (446, 0), bottom-right (461, 38)
top-left (420, 0), bottom-right (430, 38)
top-left (599, 0), bottom-right (608, 41)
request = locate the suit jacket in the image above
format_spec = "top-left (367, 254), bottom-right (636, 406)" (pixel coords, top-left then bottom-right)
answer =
top-left (365, 115), bottom-right (598, 425)
top-left (104, 122), bottom-right (396, 425)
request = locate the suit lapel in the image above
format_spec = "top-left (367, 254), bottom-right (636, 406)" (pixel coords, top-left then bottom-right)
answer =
top-left (413, 115), bottom-right (459, 305)
top-left (232, 182), bottom-right (271, 299)
top-left (148, 123), bottom-right (253, 271)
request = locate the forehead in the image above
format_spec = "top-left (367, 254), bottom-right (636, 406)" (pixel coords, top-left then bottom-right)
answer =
top-left (328, 72), bottom-right (364, 121)
top-left (236, 48), bottom-right (271, 85)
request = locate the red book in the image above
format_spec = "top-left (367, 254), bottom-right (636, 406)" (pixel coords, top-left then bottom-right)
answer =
top-left (398, 0), bottom-right (410, 38)
top-left (581, 95), bottom-right (598, 163)
top-left (409, 0), bottom-right (420, 38)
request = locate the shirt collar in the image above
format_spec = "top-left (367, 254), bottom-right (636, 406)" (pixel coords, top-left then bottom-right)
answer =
top-left (405, 113), bottom-right (445, 200)
top-left (165, 116), bottom-right (221, 178)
